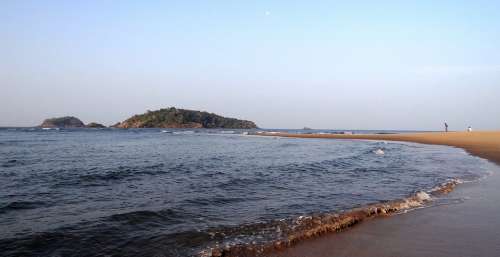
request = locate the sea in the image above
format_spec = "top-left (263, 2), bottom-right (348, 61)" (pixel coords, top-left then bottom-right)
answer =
top-left (0, 128), bottom-right (494, 257)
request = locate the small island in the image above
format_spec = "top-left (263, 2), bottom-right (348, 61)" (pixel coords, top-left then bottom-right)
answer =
top-left (112, 107), bottom-right (258, 129)
top-left (40, 116), bottom-right (86, 128)
top-left (86, 122), bottom-right (106, 128)
top-left (40, 117), bottom-right (106, 128)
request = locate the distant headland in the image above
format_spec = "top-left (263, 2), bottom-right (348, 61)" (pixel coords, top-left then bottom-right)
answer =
top-left (39, 107), bottom-right (258, 129)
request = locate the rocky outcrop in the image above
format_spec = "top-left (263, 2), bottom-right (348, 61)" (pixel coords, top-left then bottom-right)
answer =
top-left (113, 107), bottom-right (258, 129)
top-left (86, 122), bottom-right (106, 128)
top-left (40, 116), bottom-right (85, 128)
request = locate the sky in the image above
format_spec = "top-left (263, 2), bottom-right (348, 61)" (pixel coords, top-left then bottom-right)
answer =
top-left (1, 0), bottom-right (500, 130)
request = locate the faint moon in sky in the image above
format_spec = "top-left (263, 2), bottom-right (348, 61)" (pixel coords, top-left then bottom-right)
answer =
top-left (265, 11), bottom-right (271, 16)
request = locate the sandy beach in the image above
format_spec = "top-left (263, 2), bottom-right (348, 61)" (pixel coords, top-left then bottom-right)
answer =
top-left (261, 131), bottom-right (500, 257)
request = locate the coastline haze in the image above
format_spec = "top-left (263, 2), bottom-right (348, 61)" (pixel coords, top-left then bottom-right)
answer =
top-left (2, 1), bottom-right (500, 130)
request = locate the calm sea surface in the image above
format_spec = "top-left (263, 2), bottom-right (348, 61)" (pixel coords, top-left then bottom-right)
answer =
top-left (0, 128), bottom-right (492, 257)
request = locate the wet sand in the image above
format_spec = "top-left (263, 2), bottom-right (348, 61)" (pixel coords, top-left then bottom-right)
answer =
top-left (262, 131), bottom-right (500, 257)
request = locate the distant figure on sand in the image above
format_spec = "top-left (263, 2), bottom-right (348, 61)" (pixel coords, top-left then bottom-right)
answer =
top-left (444, 122), bottom-right (448, 132)
top-left (468, 126), bottom-right (472, 132)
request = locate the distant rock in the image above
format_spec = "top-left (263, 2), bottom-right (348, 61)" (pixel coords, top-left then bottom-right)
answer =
top-left (86, 122), bottom-right (106, 128)
top-left (113, 107), bottom-right (258, 129)
top-left (40, 116), bottom-right (85, 128)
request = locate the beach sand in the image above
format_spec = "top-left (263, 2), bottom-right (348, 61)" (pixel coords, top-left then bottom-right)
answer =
top-left (261, 131), bottom-right (500, 257)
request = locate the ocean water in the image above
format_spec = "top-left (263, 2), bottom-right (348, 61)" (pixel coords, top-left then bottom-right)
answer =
top-left (0, 128), bottom-right (492, 257)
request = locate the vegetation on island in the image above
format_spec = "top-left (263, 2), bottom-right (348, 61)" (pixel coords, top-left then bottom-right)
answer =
top-left (40, 116), bottom-right (86, 128)
top-left (112, 107), bottom-right (258, 129)
top-left (39, 117), bottom-right (107, 128)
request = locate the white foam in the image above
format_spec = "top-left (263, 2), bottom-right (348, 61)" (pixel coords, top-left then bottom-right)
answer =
top-left (415, 191), bottom-right (431, 201)
top-left (374, 149), bottom-right (385, 155)
top-left (173, 131), bottom-right (195, 135)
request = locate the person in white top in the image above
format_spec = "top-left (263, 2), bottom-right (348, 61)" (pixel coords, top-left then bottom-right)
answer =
top-left (467, 126), bottom-right (472, 132)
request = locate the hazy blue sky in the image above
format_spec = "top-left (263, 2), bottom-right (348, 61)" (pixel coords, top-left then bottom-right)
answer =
top-left (1, 0), bottom-right (500, 130)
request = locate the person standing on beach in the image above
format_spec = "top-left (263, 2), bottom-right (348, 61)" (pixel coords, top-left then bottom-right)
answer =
top-left (445, 122), bottom-right (448, 132)
top-left (468, 126), bottom-right (472, 132)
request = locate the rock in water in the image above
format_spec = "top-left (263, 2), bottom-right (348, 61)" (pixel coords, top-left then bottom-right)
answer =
top-left (40, 116), bottom-right (85, 128)
top-left (86, 122), bottom-right (106, 128)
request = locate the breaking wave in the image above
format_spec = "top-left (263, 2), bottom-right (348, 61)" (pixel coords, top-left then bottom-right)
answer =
top-left (199, 178), bottom-right (475, 257)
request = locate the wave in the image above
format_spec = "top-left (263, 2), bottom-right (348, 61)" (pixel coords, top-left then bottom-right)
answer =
top-left (107, 209), bottom-right (188, 226)
top-left (278, 143), bottom-right (299, 148)
top-left (2, 159), bottom-right (21, 168)
top-left (1, 158), bottom-right (44, 168)
top-left (198, 178), bottom-right (472, 257)
top-left (173, 131), bottom-right (195, 135)
top-left (185, 196), bottom-right (265, 207)
top-left (79, 164), bottom-right (166, 182)
top-left (0, 201), bottom-right (47, 214)
top-left (218, 177), bottom-right (268, 188)
top-left (50, 164), bottom-right (167, 188)
top-left (218, 131), bottom-right (235, 134)
top-left (264, 154), bottom-right (366, 175)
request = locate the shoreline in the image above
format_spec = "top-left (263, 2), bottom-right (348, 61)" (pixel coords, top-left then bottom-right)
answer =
top-left (256, 131), bottom-right (500, 257)
top-left (206, 179), bottom-right (466, 257)
top-left (271, 164), bottom-right (500, 257)
top-left (257, 131), bottom-right (500, 165)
